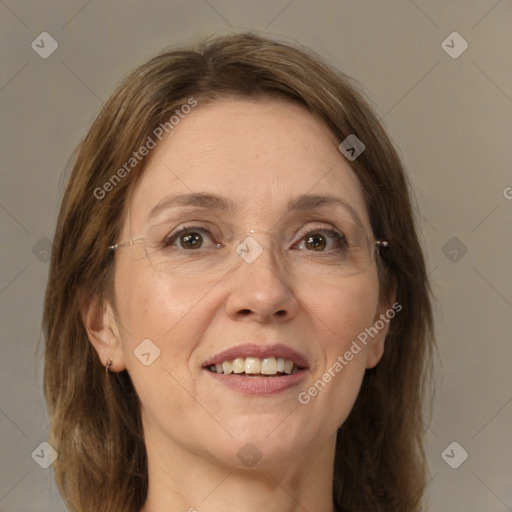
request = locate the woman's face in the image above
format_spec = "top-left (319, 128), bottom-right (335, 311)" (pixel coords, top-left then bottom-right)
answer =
top-left (104, 97), bottom-right (391, 470)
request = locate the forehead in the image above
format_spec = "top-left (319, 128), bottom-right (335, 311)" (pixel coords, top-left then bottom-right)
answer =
top-left (124, 97), bottom-right (369, 233)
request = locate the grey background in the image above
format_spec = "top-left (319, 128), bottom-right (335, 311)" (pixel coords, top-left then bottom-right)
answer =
top-left (1, 1), bottom-right (511, 511)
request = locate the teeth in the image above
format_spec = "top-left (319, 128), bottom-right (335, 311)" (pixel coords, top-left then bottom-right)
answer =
top-left (244, 357), bottom-right (261, 374)
top-left (261, 357), bottom-right (277, 375)
top-left (208, 356), bottom-right (301, 376)
top-left (222, 361), bottom-right (233, 375)
top-left (232, 358), bottom-right (245, 374)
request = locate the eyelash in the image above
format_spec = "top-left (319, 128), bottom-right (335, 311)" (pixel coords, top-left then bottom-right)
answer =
top-left (162, 224), bottom-right (216, 248)
top-left (297, 228), bottom-right (348, 252)
top-left (162, 223), bottom-right (348, 252)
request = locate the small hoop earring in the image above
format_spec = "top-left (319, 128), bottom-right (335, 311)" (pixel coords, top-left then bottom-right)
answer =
top-left (105, 360), bottom-right (113, 373)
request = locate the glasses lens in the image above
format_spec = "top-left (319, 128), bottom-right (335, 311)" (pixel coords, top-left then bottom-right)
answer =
top-left (139, 218), bottom-right (374, 278)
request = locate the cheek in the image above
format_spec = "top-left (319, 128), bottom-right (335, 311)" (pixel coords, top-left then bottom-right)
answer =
top-left (296, 271), bottom-right (379, 425)
top-left (316, 282), bottom-right (377, 380)
top-left (115, 255), bottom-right (209, 327)
top-left (112, 267), bottom-right (211, 420)
top-left (301, 270), bottom-right (380, 350)
top-left (113, 261), bottom-right (214, 368)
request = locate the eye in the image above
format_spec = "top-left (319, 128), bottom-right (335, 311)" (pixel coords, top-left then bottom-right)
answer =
top-left (163, 226), bottom-right (219, 250)
top-left (295, 229), bottom-right (347, 252)
top-left (179, 231), bottom-right (203, 250)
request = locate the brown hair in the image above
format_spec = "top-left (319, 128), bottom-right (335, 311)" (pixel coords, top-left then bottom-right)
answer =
top-left (43, 32), bottom-right (434, 512)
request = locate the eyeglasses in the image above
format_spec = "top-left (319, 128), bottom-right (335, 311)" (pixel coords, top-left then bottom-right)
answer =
top-left (108, 219), bottom-right (389, 279)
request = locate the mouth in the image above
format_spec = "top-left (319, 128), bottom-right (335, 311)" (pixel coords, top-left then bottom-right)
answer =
top-left (207, 356), bottom-right (302, 377)
top-left (202, 343), bottom-right (309, 395)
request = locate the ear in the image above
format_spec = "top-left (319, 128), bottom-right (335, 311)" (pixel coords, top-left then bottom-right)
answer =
top-left (365, 284), bottom-right (398, 369)
top-left (80, 291), bottom-right (127, 373)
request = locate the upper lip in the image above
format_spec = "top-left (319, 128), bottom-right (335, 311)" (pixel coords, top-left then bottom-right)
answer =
top-left (202, 343), bottom-right (309, 369)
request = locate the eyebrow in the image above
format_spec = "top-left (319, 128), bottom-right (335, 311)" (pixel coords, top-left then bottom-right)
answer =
top-left (146, 192), bottom-right (363, 226)
top-left (147, 193), bottom-right (235, 221)
top-left (289, 194), bottom-right (364, 227)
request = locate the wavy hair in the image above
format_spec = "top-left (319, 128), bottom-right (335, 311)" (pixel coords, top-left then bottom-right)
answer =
top-left (43, 32), bottom-right (434, 512)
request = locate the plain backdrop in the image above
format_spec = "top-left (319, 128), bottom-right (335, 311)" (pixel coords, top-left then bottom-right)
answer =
top-left (1, 1), bottom-right (511, 511)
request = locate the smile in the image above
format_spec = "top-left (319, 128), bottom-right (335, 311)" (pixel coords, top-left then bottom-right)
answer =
top-left (208, 356), bottom-right (300, 376)
top-left (202, 343), bottom-right (309, 395)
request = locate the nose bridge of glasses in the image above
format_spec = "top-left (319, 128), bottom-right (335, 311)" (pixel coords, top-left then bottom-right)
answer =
top-left (231, 230), bottom-right (286, 267)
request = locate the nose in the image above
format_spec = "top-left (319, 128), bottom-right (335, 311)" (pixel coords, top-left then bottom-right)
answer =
top-left (224, 236), bottom-right (299, 323)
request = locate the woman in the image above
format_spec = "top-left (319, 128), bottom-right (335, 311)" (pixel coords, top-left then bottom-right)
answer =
top-left (43, 32), bottom-right (434, 512)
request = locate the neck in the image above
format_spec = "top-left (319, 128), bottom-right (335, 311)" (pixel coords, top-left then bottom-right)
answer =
top-left (140, 430), bottom-right (337, 512)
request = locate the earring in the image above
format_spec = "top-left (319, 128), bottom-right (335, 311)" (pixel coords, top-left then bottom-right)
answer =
top-left (105, 360), bottom-right (113, 373)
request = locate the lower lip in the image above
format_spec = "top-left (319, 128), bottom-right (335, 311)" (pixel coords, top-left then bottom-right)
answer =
top-left (205, 369), bottom-right (308, 395)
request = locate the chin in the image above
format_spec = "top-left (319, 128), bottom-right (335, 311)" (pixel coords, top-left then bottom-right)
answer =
top-left (204, 418), bottom-right (314, 469)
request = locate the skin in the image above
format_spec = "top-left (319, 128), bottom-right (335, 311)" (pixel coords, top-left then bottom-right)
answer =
top-left (84, 97), bottom-right (394, 512)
